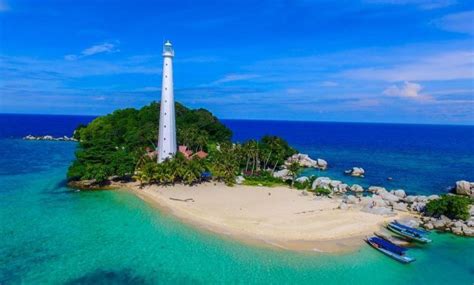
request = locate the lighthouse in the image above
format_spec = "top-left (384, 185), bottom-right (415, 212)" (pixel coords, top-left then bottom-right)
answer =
top-left (157, 40), bottom-right (177, 162)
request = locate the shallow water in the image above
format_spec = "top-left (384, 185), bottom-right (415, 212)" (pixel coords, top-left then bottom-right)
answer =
top-left (1, 115), bottom-right (474, 284)
top-left (0, 139), bottom-right (473, 284)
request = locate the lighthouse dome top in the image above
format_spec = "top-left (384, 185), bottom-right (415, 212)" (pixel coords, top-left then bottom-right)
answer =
top-left (163, 40), bottom-right (174, 57)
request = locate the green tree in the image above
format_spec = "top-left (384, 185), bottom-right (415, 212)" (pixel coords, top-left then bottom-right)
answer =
top-left (425, 195), bottom-right (471, 220)
top-left (287, 161), bottom-right (301, 188)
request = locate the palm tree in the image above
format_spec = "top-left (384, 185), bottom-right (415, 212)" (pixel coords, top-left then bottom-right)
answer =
top-left (287, 161), bottom-right (301, 188)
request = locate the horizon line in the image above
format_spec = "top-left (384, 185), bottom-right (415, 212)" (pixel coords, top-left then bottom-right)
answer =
top-left (1, 112), bottom-right (473, 127)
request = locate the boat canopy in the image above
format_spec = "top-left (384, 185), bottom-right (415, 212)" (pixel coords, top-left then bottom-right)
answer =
top-left (392, 221), bottom-right (428, 235)
top-left (369, 237), bottom-right (407, 256)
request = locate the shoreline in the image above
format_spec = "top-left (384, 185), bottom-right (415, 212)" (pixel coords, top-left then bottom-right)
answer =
top-left (111, 181), bottom-right (414, 253)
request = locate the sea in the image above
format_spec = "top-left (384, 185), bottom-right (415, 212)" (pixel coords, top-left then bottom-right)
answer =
top-left (1, 113), bottom-right (473, 284)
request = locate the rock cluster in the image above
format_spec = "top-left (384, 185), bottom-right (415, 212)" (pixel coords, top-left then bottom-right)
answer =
top-left (273, 169), bottom-right (291, 180)
top-left (23, 134), bottom-right (77, 142)
top-left (345, 167), bottom-right (365, 177)
top-left (455, 180), bottom-right (474, 197)
top-left (420, 209), bottom-right (474, 237)
top-left (235, 175), bottom-right (245, 185)
top-left (285, 153), bottom-right (327, 170)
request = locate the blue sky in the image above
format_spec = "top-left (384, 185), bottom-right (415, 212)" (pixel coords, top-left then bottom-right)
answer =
top-left (0, 0), bottom-right (473, 124)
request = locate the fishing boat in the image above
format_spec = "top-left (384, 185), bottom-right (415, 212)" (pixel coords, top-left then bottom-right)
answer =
top-left (374, 231), bottom-right (411, 247)
top-left (387, 221), bottom-right (432, 243)
top-left (366, 236), bottom-right (416, 264)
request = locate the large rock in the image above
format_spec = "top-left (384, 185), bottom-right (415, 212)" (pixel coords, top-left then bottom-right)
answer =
top-left (380, 192), bottom-right (400, 203)
top-left (424, 222), bottom-right (434, 230)
top-left (316, 159), bottom-right (328, 170)
top-left (346, 167), bottom-right (365, 177)
top-left (393, 189), bottom-right (406, 198)
top-left (410, 202), bottom-right (426, 212)
top-left (368, 186), bottom-right (386, 194)
top-left (432, 219), bottom-right (446, 229)
top-left (405, 195), bottom-right (417, 203)
top-left (334, 183), bottom-right (349, 194)
top-left (451, 226), bottom-right (463, 235)
top-left (286, 153), bottom-right (328, 170)
top-left (462, 225), bottom-right (474, 236)
top-left (329, 180), bottom-right (342, 188)
top-left (235, 175), bottom-right (245, 185)
top-left (295, 176), bottom-right (309, 183)
top-left (345, 195), bottom-right (358, 204)
top-left (427, 194), bottom-right (440, 201)
top-left (273, 169), bottom-right (290, 180)
top-left (311, 177), bottom-right (331, 190)
top-left (455, 180), bottom-right (474, 197)
top-left (392, 202), bottom-right (408, 212)
top-left (350, 184), bottom-right (364, 192)
top-left (415, 196), bottom-right (428, 203)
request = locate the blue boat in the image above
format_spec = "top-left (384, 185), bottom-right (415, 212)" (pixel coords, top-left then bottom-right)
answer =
top-left (387, 221), bottom-right (432, 243)
top-left (366, 236), bottom-right (415, 264)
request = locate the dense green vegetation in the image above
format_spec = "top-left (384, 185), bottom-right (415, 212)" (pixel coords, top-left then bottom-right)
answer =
top-left (425, 195), bottom-right (472, 220)
top-left (68, 102), bottom-right (231, 182)
top-left (68, 102), bottom-right (297, 187)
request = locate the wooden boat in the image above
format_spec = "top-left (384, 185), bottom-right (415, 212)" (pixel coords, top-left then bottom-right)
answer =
top-left (374, 231), bottom-right (411, 247)
top-left (366, 236), bottom-right (415, 264)
top-left (387, 221), bottom-right (432, 243)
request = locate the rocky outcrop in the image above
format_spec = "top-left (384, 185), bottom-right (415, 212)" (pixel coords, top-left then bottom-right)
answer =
top-left (285, 154), bottom-right (327, 170)
top-left (455, 180), bottom-right (474, 197)
top-left (235, 176), bottom-right (245, 185)
top-left (23, 134), bottom-right (77, 142)
top-left (295, 176), bottom-right (309, 183)
top-left (345, 167), bottom-right (365, 177)
top-left (272, 169), bottom-right (291, 180)
top-left (350, 184), bottom-right (364, 192)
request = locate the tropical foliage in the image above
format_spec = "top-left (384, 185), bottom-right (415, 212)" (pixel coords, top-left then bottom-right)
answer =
top-left (135, 153), bottom-right (206, 186)
top-left (425, 195), bottom-right (472, 220)
top-left (242, 171), bottom-right (287, 187)
top-left (68, 102), bottom-right (231, 181)
top-left (68, 102), bottom-right (298, 188)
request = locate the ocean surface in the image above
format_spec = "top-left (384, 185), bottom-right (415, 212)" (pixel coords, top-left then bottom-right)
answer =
top-left (1, 114), bottom-right (473, 284)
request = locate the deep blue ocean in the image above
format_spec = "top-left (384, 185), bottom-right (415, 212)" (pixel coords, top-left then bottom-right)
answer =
top-left (2, 114), bottom-right (473, 195)
top-left (1, 114), bottom-right (473, 284)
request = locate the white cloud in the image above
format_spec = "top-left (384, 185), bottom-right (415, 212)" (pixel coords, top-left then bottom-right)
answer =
top-left (433, 11), bottom-right (474, 35)
top-left (211, 73), bottom-right (260, 84)
top-left (64, 42), bottom-right (119, 61)
top-left (383, 81), bottom-right (427, 99)
top-left (81, 43), bottom-right (118, 56)
top-left (343, 51), bottom-right (474, 82)
top-left (363, 0), bottom-right (455, 9)
top-left (321, 81), bottom-right (339, 87)
top-left (64, 54), bottom-right (78, 61)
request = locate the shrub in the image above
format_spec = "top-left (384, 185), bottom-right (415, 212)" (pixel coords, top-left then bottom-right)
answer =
top-left (425, 195), bottom-right (471, 220)
top-left (314, 187), bottom-right (331, 196)
top-left (243, 171), bottom-right (286, 187)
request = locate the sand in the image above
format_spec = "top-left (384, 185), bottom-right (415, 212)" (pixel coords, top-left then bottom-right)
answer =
top-left (116, 181), bottom-right (410, 253)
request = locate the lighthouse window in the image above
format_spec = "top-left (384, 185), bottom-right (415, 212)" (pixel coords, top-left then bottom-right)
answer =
top-left (165, 88), bottom-right (167, 90)
top-left (165, 75), bottom-right (167, 78)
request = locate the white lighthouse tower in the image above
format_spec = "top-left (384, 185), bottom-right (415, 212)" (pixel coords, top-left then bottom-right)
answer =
top-left (157, 40), bottom-right (177, 162)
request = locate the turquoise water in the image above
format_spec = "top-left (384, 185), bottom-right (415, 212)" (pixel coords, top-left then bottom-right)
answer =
top-left (1, 139), bottom-right (473, 284)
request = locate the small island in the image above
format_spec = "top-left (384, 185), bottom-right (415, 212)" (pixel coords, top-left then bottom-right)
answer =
top-left (66, 100), bottom-right (473, 252)
top-left (66, 41), bottom-right (473, 253)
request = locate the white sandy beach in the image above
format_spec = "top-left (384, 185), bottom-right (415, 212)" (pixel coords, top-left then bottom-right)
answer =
top-left (117, 182), bottom-right (411, 253)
